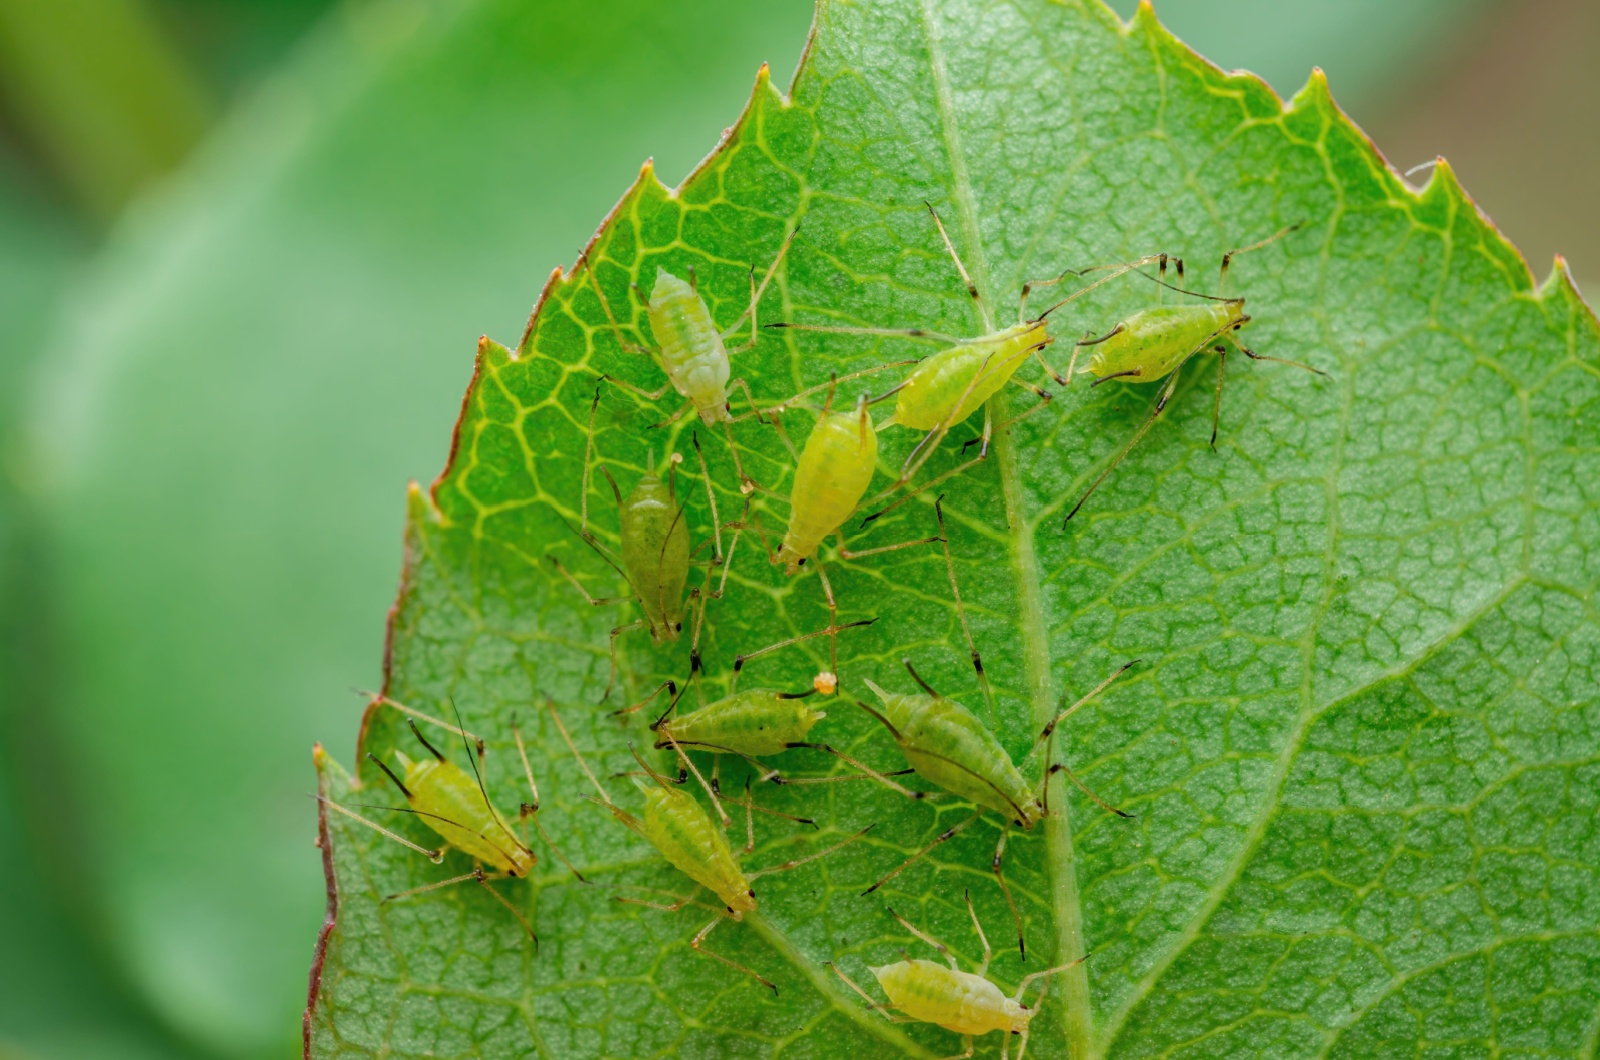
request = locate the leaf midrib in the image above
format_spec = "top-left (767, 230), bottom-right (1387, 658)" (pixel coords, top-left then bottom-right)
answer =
top-left (914, 1), bottom-right (1096, 1055)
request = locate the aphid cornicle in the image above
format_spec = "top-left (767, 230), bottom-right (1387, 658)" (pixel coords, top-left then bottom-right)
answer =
top-left (549, 702), bottom-right (869, 992)
top-left (584, 226), bottom-right (798, 492)
top-left (317, 697), bottom-right (584, 943)
top-left (1060, 224), bottom-right (1329, 522)
top-left (827, 893), bottom-right (1083, 1060)
top-left (854, 658), bottom-right (1137, 957)
top-left (549, 387), bottom-right (733, 703)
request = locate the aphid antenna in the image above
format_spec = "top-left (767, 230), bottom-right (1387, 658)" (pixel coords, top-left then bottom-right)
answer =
top-left (823, 962), bottom-right (907, 1021)
top-left (925, 201), bottom-right (983, 310)
top-left (610, 679), bottom-right (678, 721)
top-left (1218, 221), bottom-right (1305, 297)
top-left (1124, 265), bottom-right (1241, 304)
top-left (963, 887), bottom-right (993, 978)
top-left (358, 800), bottom-right (525, 871)
top-left (690, 433), bottom-right (724, 562)
top-left (745, 823), bottom-right (873, 880)
top-left (357, 689), bottom-right (482, 751)
top-left (1033, 253), bottom-right (1168, 320)
top-left (730, 618), bottom-right (878, 689)
top-left (314, 794), bottom-right (443, 863)
top-left (580, 384), bottom-right (603, 533)
top-left (510, 716), bottom-right (588, 883)
top-left (719, 222), bottom-right (800, 350)
top-left (548, 699), bottom-right (619, 807)
top-left (887, 905), bottom-right (960, 971)
top-left (645, 681), bottom-right (688, 730)
top-left (932, 495), bottom-right (994, 721)
top-left (1024, 660), bottom-right (1140, 771)
top-left (1044, 759), bottom-right (1133, 820)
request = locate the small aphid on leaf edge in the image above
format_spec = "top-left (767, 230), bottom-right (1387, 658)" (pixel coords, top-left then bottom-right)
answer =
top-left (317, 696), bottom-right (585, 947)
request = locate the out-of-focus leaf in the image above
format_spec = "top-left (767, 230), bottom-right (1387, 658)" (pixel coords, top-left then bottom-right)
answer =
top-left (25, 0), bottom-right (812, 1054)
top-left (306, 1), bottom-right (1599, 1057)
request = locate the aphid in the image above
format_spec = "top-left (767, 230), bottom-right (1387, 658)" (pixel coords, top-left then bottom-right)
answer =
top-left (548, 387), bottom-right (733, 702)
top-left (1060, 224), bottom-right (1329, 522)
top-left (584, 226), bottom-right (798, 492)
top-left (854, 659), bottom-right (1137, 956)
top-left (768, 205), bottom-right (1073, 523)
top-left (317, 696), bottom-right (584, 943)
top-left (549, 702), bottom-right (869, 992)
top-left (826, 892), bottom-right (1083, 1060)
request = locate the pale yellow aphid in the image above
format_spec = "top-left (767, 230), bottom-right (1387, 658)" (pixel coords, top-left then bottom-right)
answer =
top-left (827, 892), bottom-right (1084, 1060)
top-left (584, 227), bottom-right (798, 492)
top-left (549, 701), bottom-right (868, 992)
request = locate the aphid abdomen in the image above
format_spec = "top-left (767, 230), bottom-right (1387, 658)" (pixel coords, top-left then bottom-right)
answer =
top-left (647, 269), bottom-right (731, 424)
top-left (891, 322), bottom-right (1046, 431)
top-left (402, 755), bottom-right (530, 875)
top-left (873, 959), bottom-right (1020, 1036)
top-left (865, 681), bottom-right (1038, 826)
top-left (665, 689), bottom-right (825, 758)
top-left (1086, 304), bottom-right (1235, 381)
top-left (617, 474), bottom-right (689, 642)
top-left (778, 410), bottom-right (879, 572)
top-left (639, 781), bottom-right (755, 914)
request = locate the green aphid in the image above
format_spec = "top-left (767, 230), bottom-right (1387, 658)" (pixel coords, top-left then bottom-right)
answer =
top-left (654, 687), bottom-right (827, 759)
top-left (317, 697), bottom-right (584, 945)
top-left (583, 220), bottom-right (798, 492)
top-left (1061, 223), bottom-right (1329, 522)
top-left (550, 387), bottom-right (732, 703)
top-left (853, 659), bottom-right (1136, 958)
top-left (549, 702), bottom-right (868, 993)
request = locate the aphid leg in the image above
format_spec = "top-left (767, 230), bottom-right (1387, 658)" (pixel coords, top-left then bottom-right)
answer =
top-left (1023, 661), bottom-right (1138, 776)
top-left (720, 379), bottom-right (774, 492)
top-left (746, 823), bottom-right (873, 879)
top-left (741, 775), bottom-right (755, 853)
top-left (613, 887), bottom-right (701, 914)
top-left (1062, 368), bottom-right (1182, 524)
top-left (1045, 760), bottom-right (1132, 819)
top-left (1209, 343), bottom-right (1228, 449)
top-left (765, 321), bottom-right (967, 345)
top-left (661, 731), bottom-right (732, 827)
top-left (690, 914), bottom-right (778, 994)
top-left (1033, 253), bottom-right (1167, 321)
top-left (511, 720), bottom-right (587, 882)
top-left (925, 203), bottom-right (982, 307)
top-left (1218, 222), bottom-right (1303, 296)
top-left (824, 962), bottom-right (910, 1021)
top-left (731, 617), bottom-right (876, 692)
top-left (609, 679), bottom-right (677, 719)
top-left (861, 809), bottom-right (983, 896)
top-left (384, 869), bottom-right (487, 902)
top-left (886, 906), bottom-right (959, 970)
top-left (990, 828), bottom-right (1026, 959)
top-left (780, 743), bottom-right (924, 800)
top-left (744, 360), bottom-right (919, 422)
top-left (936, 1037), bottom-right (974, 1060)
top-left (316, 796), bottom-right (443, 862)
top-left (964, 887), bottom-right (993, 977)
top-left (582, 257), bottom-right (653, 356)
top-left (470, 867), bottom-right (537, 944)
top-left (722, 224), bottom-right (801, 351)
top-left (931, 498), bottom-right (994, 719)
top-left (598, 619), bottom-right (649, 703)
top-left (546, 554), bottom-right (632, 609)
top-left (597, 372), bottom-right (672, 405)
top-left (1225, 331), bottom-right (1329, 377)
top-left (1010, 957), bottom-right (1088, 1060)
top-left (835, 528), bottom-right (943, 562)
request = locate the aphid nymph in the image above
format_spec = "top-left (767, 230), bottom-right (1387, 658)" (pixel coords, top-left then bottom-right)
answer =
top-left (827, 891), bottom-right (1085, 1060)
top-left (584, 226), bottom-right (798, 492)
top-left (549, 701), bottom-right (868, 992)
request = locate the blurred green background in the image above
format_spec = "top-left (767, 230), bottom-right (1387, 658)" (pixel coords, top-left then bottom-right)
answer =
top-left (0, 0), bottom-right (1593, 1057)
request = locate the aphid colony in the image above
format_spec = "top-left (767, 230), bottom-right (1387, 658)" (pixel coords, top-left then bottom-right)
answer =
top-left (323, 210), bottom-right (1326, 1054)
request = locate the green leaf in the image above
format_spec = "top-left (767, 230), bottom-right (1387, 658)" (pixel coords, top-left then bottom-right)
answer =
top-left (308, 1), bottom-right (1600, 1057)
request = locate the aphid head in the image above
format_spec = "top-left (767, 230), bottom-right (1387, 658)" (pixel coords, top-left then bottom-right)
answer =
top-left (776, 544), bottom-right (806, 576)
